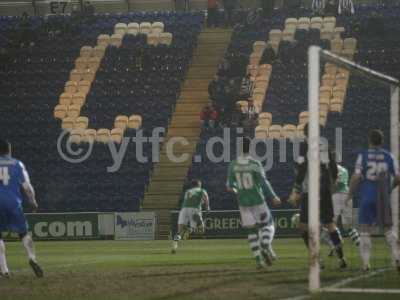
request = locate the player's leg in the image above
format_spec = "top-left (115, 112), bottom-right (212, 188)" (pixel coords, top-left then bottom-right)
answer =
top-left (383, 226), bottom-right (400, 271)
top-left (359, 224), bottom-right (372, 271)
top-left (256, 204), bottom-right (276, 263)
top-left (339, 193), bottom-right (360, 247)
top-left (172, 209), bottom-right (189, 253)
top-left (299, 194), bottom-right (309, 248)
top-left (320, 226), bottom-right (335, 257)
top-left (240, 206), bottom-right (266, 268)
top-left (10, 204), bottom-right (43, 277)
top-left (0, 232), bottom-right (10, 278)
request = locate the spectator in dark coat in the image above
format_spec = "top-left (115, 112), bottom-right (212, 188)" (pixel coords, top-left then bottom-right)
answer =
top-left (200, 105), bottom-right (219, 129)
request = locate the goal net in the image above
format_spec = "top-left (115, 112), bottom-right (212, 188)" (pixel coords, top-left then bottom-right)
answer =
top-left (308, 45), bottom-right (400, 295)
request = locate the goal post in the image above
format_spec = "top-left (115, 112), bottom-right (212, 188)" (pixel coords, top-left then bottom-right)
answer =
top-left (307, 45), bottom-right (400, 293)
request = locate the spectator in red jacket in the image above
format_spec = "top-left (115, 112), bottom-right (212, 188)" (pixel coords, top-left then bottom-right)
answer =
top-left (200, 105), bottom-right (219, 129)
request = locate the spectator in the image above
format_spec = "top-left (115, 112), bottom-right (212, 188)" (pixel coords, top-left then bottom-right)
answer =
top-left (239, 73), bottom-right (254, 99)
top-left (84, 1), bottom-right (95, 20)
top-left (246, 99), bottom-right (258, 120)
top-left (200, 105), bottom-right (219, 129)
top-left (207, 0), bottom-right (218, 28)
top-left (223, 0), bottom-right (236, 27)
top-left (230, 102), bottom-right (245, 127)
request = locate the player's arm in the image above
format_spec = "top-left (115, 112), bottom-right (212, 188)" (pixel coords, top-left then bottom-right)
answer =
top-left (389, 153), bottom-right (400, 192)
top-left (255, 161), bottom-right (280, 206)
top-left (289, 142), bottom-right (307, 206)
top-left (202, 190), bottom-right (210, 211)
top-left (19, 162), bottom-right (38, 210)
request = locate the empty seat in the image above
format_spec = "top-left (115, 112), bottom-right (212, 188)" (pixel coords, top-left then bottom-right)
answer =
top-left (299, 111), bottom-right (309, 124)
top-left (298, 17), bottom-right (310, 30)
top-left (252, 87), bottom-right (266, 98)
top-left (147, 33), bottom-right (159, 46)
top-left (140, 22), bottom-right (151, 34)
top-left (128, 115), bottom-right (142, 129)
top-left (127, 22), bottom-right (139, 35)
top-left (75, 57), bottom-right (89, 70)
top-left (78, 80), bottom-right (91, 94)
top-left (335, 72), bottom-right (349, 86)
top-left (70, 69), bottom-right (85, 82)
top-left (333, 86), bottom-right (346, 100)
top-left (319, 110), bottom-right (328, 126)
top-left (334, 27), bottom-right (345, 39)
top-left (114, 115), bottom-right (129, 129)
top-left (341, 48), bottom-right (354, 60)
top-left (65, 81), bottom-right (78, 93)
top-left (344, 38), bottom-right (357, 51)
top-left (59, 93), bottom-right (73, 106)
top-left (97, 34), bottom-right (110, 46)
top-left (310, 22), bottom-right (322, 30)
top-left (322, 74), bottom-right (335, 87)
top-left (151, 22), bottom-right (164, 34)
top-left (296, 124), bottom-right (306, 138)
top-left (330, 97), bottom-right (344, 112)
top-left (253, 41), bottom-right (267, 53)
top-left (159, 32), bottom-right (173, 45)
top-left (61, 117), bottom-right (76, 131)
top-left (111, 128), bottom-right (124, 144)
top-left (93, 45), bottom-right (106, 58)
top-left (320, 97), bottom-right (330, 112)
top-left (67, 104), bottom-right (81, 118)
top-left (255, 125), bottom-right (269, 139)
top-left (87, 57), bottom-right (101, 70)
top-left (96, 128), bottom-right (111, 143)
top-left (258, 64), bottom-right (272, 76)
top-left (258, 112), bottom-right (272, 127)
top-left (311, 17), bottom-right (323, 25)
top-left (320, 86), bottom-right (332, 98)
top-left (249, 53), bottom-right (262, 65)
top-left (80, 46), bottom-right (93, 58)
top-left (54, 104), bottom-right (68, 119)
top-left (330, 38), bottom-right (343, 53)
top-left (285, 18), bottom-right (298, 27)
top-left (320, 27), bottom-right (333, 40)
top-left (82, 69), bottom-right (96, 82)
top-left (114, 23), bottom-right (127, 35)
top-left (82, 129), bottom-right (96, 143)
top-left (110, 34), bottom-right (123, 47)
top-left (247, 65), bottom-right (259, 77)
top-left (255, 77), bottom-right (269, 90)
top-left (282, 124), bottom-right (297, 139)
top-left (282, 28), bottom-right (296, 41)
top-left (75, 116), bottom-right (89, 129)
top-left (268, 125), bottom-right (282, 139)
top-left (72, 92), bottom-right (86, 106)
top-left (269, 29), bottom-right (282, 42)
top-left (325, 63), bottom-right (338, 75)
top-left (69, 129), bottom-right (84, 144)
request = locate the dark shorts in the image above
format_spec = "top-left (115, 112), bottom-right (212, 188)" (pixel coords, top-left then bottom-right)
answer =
top-left (299, 190), bottom-right (334, 225)
top-left (0, 201), bottom-right (29, 234)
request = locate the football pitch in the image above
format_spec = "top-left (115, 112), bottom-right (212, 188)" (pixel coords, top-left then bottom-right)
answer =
top-left (0, 238), bottom-right (398, 300)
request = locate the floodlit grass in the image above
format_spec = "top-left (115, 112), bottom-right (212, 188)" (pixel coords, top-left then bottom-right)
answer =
top-left (0, 238), bottom-right (398, 300)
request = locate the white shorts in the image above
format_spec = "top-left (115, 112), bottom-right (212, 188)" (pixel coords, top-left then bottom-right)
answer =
top-left (332, 192), bottom-right (353, 226)
top-left (178, 207), bottom-right (203, 229)
top-left (239, 202), bottom-right (271, 228)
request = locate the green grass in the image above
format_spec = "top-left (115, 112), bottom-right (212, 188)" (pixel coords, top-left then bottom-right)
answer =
top-left (0, 238), bottom-right (398, 300)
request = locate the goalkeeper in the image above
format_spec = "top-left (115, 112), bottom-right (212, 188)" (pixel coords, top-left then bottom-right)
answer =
top-left (172, 179), bottom-right (210, 254)
top-left (226, 137), bottom-right (281, 269)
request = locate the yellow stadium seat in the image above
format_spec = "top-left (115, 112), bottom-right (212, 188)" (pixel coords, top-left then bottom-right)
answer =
top-left (114, 115), bottom-right (129, 129)
top-left (140, 22), bottom-right (152, 35)
top-left (65, 81), bottom-right (78, 93)
top-left (87, 57), bottom-right (101, 70)
top-left (110, 34), bottom-right (123, 47)
top-left (255, 125), bottom-right (269, 139)
top-left (82, 129), bottom-right (96, 143)
top-left (282, 28), bottom-right (296, 41)
top-left (127, 22), bottom-right (139, 35)
top-left (70, 69), bottom-right (85, 82)
top-left (269, 29), bottom-right (282, 42)
top-left (82, 69), bottom-right (96, 82)
top-left (319, 110), bottom-right (328, 126)
top-left (319, 86), bottom-right (332, 99)
top-left (253, 41), bottom-right (267, 54)
top-left (75, 116), bottom-right (89, 129)
top-left (282, 124), bottom-right (297, 139)
top-left (247, 64), bottom-right (259, 77)
top-left (320, 27), bottom-right (334, 40)
top-left (257, 64), bottom-right (272, 77)
top-left (249, 52), bottom-right (262, 65)
top-left (334, 27), bottom-right (345, 39)
top-left (72, 92), bottom-right (86, 106)
top-left (128, 115), bottom-right (142, 129)
top-left (96, 128), bottom-right (111, 143)
top-left (69, 129), bottom-right (84, 144)
top-left (152, 22), bottom-right (164, 34)
top-left (67, 104), bottom-right (81, 118)
top-left (75, 57), bottom-right (89, 70)
top-left (54, 104), bottom-right (68, 119)
top-left (236, 100), bottom-right (248, 113)
top-left (296, 124), bottom-right (306, 138)
top-left (59, 93), bottom-right (73, 106)
top-left (61, 116), bottom-right (76, 131)
top-left (93, 45), bottom-right (106, 58)
top-left (258, 112), bottom-right (272, 127)
top-left (159, 32), bottom-right (173, 45)
top-left (320, 97), bottom-right (330, 112)
top-left (111, 128), bottom-right (124, 144)
top-left (78, 80), bottom-right (91, 94)
top-left (325, 63), bottom-right (338, 75)
top-left (268, 125), bottom-right (282, 139)
top-left (299, 111), bottom-right (309, 125)
top-left (147, 33), bottom-right (159, 46)
top-left (97, 34), bottom-right (110, 47)
top-left (333, 85), bottom-right (346, 100)
top-left (330, 97), bottom-right (344, 112)
top-left (114, 23), bottom-right (127, 35)
top-left (344, 37), bottom-right (357, 51)
top-left (330, 38), bottom-right (343, 54)
top-left (80, 46), bottom-right (93, 58)
top-left (322, 74), bottom-right (335, 87)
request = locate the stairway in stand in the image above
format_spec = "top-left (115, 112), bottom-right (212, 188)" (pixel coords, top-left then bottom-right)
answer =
top-left (142, 28), bottom-right (232, 239)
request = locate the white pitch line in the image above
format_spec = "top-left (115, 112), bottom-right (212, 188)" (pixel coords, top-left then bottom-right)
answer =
top-left (321, 268), bottom-right (388, 290)
top-left (11, 260), bottom-right (100, 274)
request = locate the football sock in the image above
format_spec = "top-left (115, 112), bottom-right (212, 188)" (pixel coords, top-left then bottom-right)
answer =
top-left (385, 230), bottom-right (400, 262)
top-left (348, 228), bottom-right (361, 247)
top-left (248, 230), bottom-right (261, 258)
top-left (259, 225), bottom-right (274, 251)
top-left (321, 227), bottom-right (334, 249)
top-left (0, 240), bottom-right (9, 274)
top-left (302, 231), bottom-right (309, 248)
top-left (359, 232), bottom-right (372, 267)
top-left (329, 229), bottom-right (344, 259)
top-left (22, 235), bottom-right (36, 261)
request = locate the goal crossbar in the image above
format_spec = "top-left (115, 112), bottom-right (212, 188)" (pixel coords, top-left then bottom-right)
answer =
top-left (308, 46), bottom-right (400, 292)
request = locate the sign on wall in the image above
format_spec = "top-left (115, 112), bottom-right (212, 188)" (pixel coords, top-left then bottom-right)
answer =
top-left (114, 212), bottom-right (157, 240)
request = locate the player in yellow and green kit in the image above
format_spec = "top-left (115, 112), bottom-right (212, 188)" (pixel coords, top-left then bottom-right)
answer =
top-left (172, 179), bottom-right (210, 254)
top-left (226, 137), bottom-right (281, 268)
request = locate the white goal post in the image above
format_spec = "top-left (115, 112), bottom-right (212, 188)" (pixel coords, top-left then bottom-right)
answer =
top-left (307, 45), bottom-right (400, 292)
